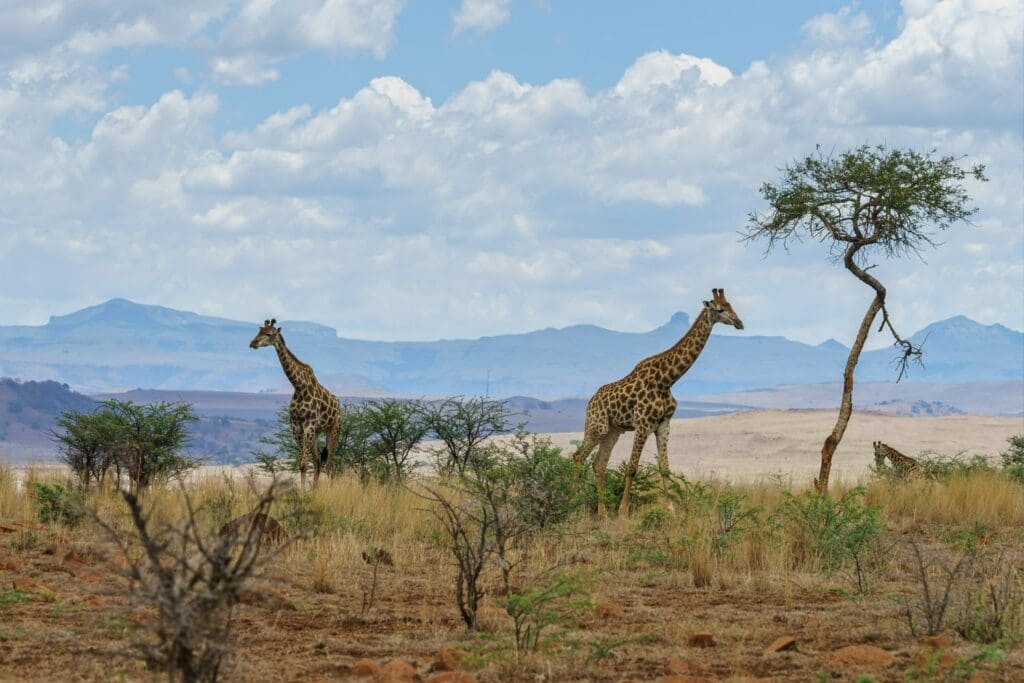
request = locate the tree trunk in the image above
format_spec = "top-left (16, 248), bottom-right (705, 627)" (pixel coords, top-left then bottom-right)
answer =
top-left (815, 293), bottom-right (883, 493)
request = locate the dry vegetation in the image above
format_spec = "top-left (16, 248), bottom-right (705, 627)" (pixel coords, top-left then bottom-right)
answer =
top-left (1, 458), bottom-right (1023, 682)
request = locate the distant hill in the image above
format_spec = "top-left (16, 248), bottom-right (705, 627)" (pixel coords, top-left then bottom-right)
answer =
top-left (0, 298), bottom-right (1021, 398)
top-left (0, 378), bottom-right (96, 460)
top-left (697, 380), bottom-right (1024, 417)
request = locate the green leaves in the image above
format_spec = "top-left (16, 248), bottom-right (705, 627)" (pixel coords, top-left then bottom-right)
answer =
top-left (747, 144), bottom-right (986, 260)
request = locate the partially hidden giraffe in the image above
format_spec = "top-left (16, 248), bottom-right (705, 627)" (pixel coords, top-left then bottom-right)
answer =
top-left (250, 319), bottom-right (342, 488)
top-left (572, 289), bottom-right (744, 517)
top-left (873, 441), bottom-right (925, 479)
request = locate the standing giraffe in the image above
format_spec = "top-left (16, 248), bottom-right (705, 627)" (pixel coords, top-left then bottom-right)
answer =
top-left (572, 289), bottom-right (744, 517)
top-left (250, 319), bottom-right (342, 488)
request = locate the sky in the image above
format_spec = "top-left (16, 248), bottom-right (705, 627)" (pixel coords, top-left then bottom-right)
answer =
top-left (0, 0), bottom-right (1021, 346)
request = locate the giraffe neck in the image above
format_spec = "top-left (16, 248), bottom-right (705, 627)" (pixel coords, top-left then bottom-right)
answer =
top-left (656, 308), bottom-right (715, 388)
top-left (272, 335), bottom-right (311, 391)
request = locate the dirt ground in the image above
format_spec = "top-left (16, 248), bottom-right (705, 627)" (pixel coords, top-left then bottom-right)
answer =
top-left (0, 511), bottom-right (1019, 683)
top-left (2, 410), bottom-right (1023, 682)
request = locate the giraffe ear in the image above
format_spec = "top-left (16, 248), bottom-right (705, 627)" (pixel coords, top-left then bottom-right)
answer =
top-left (703, 300), bottom-right (711, 308)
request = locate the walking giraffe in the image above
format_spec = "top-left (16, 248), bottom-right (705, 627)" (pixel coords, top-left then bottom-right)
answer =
top-left (572, 289), bottom-right (744, 516)
top-left (250, 319), bottom-right (341, 488)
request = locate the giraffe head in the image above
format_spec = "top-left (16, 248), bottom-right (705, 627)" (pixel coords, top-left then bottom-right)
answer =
top-left (873, 441), bottom-right (885, 468)
top-left (249, 319), bottom-right (281, 349)
top-left (702, 288), bottom-right (744, 330)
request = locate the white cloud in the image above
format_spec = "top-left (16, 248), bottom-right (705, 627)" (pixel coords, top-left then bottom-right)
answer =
top-left (0, 0), bottom-right (1021, 345)
top-left (215, 0), bottom-right (406, 80)
top-left (452, 0), bottom-right (512, 36)
top-left (211, 56), bottom-right (280, 86)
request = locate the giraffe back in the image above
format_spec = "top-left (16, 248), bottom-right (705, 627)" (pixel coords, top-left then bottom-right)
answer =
top-left (873, 441), bottom-right (925, 479)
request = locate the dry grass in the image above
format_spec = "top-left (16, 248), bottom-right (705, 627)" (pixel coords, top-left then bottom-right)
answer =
top-left (1, 467), bottom-right (1022, 681)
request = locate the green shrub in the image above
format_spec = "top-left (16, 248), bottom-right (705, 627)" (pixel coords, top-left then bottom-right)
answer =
top-left (1001, 435), bottom-right (1024, 468)
top-left (780, 487), bottom-right (882, 593)
top-left (33, 482), bottom-right (84, 527)
top-left (919, 453), bottom-right (996, 480)
top-left (501, 572), bottom-right (593, 654)
top-left (502, 435), bottom-right (583, 530)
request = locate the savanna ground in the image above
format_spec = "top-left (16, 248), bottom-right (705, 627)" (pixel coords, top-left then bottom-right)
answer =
top-left (1, 414), bottom-right (1023, 682)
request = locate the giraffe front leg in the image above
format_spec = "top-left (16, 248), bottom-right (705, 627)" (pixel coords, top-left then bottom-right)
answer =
top-left (297, 425), bottom-right (317, 490)
top-left (619, 426), bottom-right (651, 517)
top-left (654, 419), bottom-right (675, 512)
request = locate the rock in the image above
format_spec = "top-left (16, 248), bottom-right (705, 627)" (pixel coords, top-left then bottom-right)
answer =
top-left (596, 601), bottom-right (623, 620)
top-left (765, 636), bottom-right (797, 654)
top-left (424, 674), bottom-right (476, 683)
top-left (127, 611), bottom-right (157, 625)
top-left (73, 570), bottom-right (107, 583)
top-left (62, 549), bottom-right (89, 566)
top-left (12, 577), bottom-right (56, 599)
top-left (432, 647), bottom-right (470, 672)
top-left (666, 658), bottom-right (709, 675)
top-left (81, 595), bottom-right (107, 607)
top-left (919, 634), bottom-right (951, 650)
top-left (687, 632), bottom-right (716, 648)
top-left (823, 644), bottom-right (895, 668)
top-left (218, 512), bottom-right (288, 546)
top-left (658, 676), bottom-right (717, 683)
top-left (379, 659), bottom-right (419, 681)
top-left (238, 588), bottom-right (295, 611)
top-left (0, 560), bottom-right (22, 572)
top-left (350, 659), bottom-right (381, 678)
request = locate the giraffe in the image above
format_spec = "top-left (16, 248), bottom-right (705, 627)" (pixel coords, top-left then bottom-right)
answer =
top-left (572, 289), bottom-right (744, 517)
top-left (873, 441), bottom-right (925, 479)
top-left (250, 319), bottom-right (342, 488)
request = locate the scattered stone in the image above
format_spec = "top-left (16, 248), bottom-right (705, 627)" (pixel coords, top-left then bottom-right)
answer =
top-left (424, 673), bottom-right (476, 683)
top-left (73, 570), bottom-right (107, 583)
top-left (218, 512), bottom-right (289, 546)
top-left (823, 644), bottom-right (895, 668)
top-left (666, 658), bottom-right (709, 675)
top-left (432, 646), bottom-right (470, 672)
top-left (349, 659), bottom-right (381, 678)
top-left (657, 676), bottom-right (717, 683)
top-left (765, 636), bottom-right (798, 654)
top-left (687, 632), bottom-right (716, 648)
top-left (62, 549), bottom-right (89, 566)
top-left (81, 595), bottom-right (107, 607)
top-left (238, 588), bottom-right (295, 611)
top-left (379, 658), bottom-right (419, 681)
top-left (127, 611), bottom-right (157, 625)
top-left (919, 634), bottom-right (951, 650)
top-left (0, 560), bottom-right (22, 572)
top-left (596, 601), bottom-right (623, 620)
top-left (12, 577), bottom-right (56, 599)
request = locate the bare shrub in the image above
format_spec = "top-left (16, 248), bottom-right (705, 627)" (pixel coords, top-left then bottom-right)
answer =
top-left (92, 482), bottom-right (289, 682)
top-left (900, 538), bottom-right (976, 637)
top-left (360, 547), bottom-right (394, 614)
top-left (956, 558), bottom-right (1024, 644)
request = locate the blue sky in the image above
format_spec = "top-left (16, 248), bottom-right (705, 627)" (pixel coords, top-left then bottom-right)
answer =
top-left (0, 0), bottom-right (1020, 345)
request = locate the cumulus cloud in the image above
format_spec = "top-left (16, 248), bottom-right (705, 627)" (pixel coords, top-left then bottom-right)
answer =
top-left (452, 0), bottom-right (512, 36)
top-left (0, 0), bottom-right (1021, 345)
top-left (216, 0), bottom-right (405, 70)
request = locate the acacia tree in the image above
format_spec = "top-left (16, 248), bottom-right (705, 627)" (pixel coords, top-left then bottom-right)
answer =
top-left (52, 409), bottom-right (119, 487)
top-left (745, 145), bottom-right (986, 493)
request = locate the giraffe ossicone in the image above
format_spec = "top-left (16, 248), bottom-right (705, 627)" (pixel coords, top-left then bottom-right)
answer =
top-left (572, 288), bottom-right (744, 517)
top-left (250, 319), bottom-right (342, 489)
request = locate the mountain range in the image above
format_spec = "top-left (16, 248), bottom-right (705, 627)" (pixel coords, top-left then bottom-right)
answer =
top-left (0, 298), bottom-right (1020, 399)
